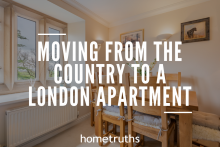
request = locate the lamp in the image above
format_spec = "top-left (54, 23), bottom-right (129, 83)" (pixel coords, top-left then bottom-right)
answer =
top-left (156, 34), bottom-right (172, 41)
top-left (95, 40), bottom-right (104, 52)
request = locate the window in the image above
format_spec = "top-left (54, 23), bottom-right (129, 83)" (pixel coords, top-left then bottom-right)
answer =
top-left (46, 24), bottom-right (64, 80)
top-left (17, 16), bottom-right (37, 81)
top-left (2, 4), bottom-right (67, 94)
top-left (48, 27), bottom-right (60, 78)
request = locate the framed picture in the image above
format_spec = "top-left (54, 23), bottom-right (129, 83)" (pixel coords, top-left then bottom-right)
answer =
top-left (120, 29), bottom-right (144, 50)
top-left (181, 17), bottom-right (210, 43)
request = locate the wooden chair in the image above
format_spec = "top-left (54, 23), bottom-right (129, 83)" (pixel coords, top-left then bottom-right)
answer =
top-left (89, 72), bottom-right (111, 135)
top-left (95, 73), bottom-right (126, 147)
top-left (89, 71), bottom-right (110, 126)
top-left (165, 72), bottom-right (181, 87)
top-left (89, 72), bottom-right (103, 127)
top-left (192, 140), bottom-right (219, 147)
top-left (125, 73), bottom-right (176, 147)
top-left (192, 111), bottom-right (220, 147)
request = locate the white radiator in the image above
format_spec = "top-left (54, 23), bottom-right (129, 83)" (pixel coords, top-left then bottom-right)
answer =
top-left (6, 103), bottom-right (77, 147)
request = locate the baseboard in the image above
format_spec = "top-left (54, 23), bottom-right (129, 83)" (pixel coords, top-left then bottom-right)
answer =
top-left (17, 113), bottom-right (91, 147)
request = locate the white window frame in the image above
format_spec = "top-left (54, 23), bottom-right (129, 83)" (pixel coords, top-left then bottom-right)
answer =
top-left (14, 13), bottom-right (39, 82)
top-left (46, 23), bottom-right (64, 80)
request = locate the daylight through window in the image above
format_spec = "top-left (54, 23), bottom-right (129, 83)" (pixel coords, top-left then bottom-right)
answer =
top-left (48, 27), bottom-right (60, 78)
top-left (17, 16), bottom-right (36, 81)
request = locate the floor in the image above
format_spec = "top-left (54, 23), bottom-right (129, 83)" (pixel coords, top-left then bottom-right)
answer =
top-left (35, 117), bottom-right (163, 147)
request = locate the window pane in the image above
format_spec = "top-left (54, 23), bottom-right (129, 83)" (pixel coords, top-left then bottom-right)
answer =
top-left (17, 16), bottom-right (36, 80)
top-left (48, 28), bottom-right (60, 78)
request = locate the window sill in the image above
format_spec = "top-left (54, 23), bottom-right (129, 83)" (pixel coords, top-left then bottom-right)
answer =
top-left (0, 81), bottom-right (43, 95)
top-left (0, 85), bottom-right (71, 106)
top-left (0, 80), bottom-right (63, 96)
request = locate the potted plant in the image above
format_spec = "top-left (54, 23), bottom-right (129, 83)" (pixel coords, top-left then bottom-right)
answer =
top-left (126, 58), bottom-right (157, 76)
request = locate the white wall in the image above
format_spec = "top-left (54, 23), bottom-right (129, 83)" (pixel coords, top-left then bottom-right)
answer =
top-left (0, 6), bottom-right (4, 84)
top-left (109, 0), bottom-right (220, 115)
top-left (68, 21), bottom-right (86, 88)
top-left (68, 21), bottom-right (91, 118)
top-left (0, 2), bottom-right (109, 144)
top-left (52, 0), bottom-right (110, 118)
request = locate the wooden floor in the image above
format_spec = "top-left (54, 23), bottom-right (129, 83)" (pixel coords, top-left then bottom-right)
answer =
top-left (35, 117), bottom-right (165, 147)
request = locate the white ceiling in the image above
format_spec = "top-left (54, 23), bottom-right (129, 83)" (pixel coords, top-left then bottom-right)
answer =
top-left (13, 0), bottom-right (84, 23)
top-left (76, 0), bottom-right (185, 23)
top-left (65, 0), bottom-right (209, 27)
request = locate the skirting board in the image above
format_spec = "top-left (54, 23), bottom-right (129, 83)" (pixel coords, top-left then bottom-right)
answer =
top-left (17, 113), bottom-right (91, 147)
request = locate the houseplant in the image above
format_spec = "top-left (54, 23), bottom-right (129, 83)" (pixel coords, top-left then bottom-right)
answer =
top-left (126, 58), bottom-right (157, 76)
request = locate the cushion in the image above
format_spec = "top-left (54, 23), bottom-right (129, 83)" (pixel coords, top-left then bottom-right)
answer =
top-left (103, 106), bottom-right (171, 130)
top-left (193, 124), bottom-right (220, 143)
top-left (193, 111), bottom-right (220, 131)
top-left (103, 105), bottom-right (127, 117)
top-left (132, 111), bottom-right (171, 129)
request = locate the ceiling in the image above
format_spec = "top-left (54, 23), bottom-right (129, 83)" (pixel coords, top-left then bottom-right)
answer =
top-left (65, 0), bottom-right (209, 27)
top-left (76, 0), bottom-right (186, 23)
top-left (12, 0), bottom-right (84, 23)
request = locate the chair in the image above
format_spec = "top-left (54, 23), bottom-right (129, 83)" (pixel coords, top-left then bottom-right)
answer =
top-left (125, 73), bottom-right (176, 147)
top-left (89, 72), bottom-right (112, 135)
top-left (89, 72), bottom-right (103, 127)
top-left (95, 73), bottom-right (126, 147)
top-left (192, 111), bottom-right (220, 147)
top-left (165, 72), bottom-right (181, 87)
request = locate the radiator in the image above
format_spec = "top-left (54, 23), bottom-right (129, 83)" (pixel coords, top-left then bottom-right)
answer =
top-left (6, 103), bottom-right (77, 147)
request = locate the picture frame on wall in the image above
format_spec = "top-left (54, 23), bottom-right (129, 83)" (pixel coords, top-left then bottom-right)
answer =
top-left (120, 29), bottom-right (144, 50)
top-left (181, 17), bottom-right (210, 43)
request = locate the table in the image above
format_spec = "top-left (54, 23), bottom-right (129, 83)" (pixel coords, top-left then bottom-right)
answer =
top-left (166, 90), bottom-right (198, 147)
top-left (94, 87), bottom-right (198, 147)
top-left (144, 89), bottom-right (198, 147)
